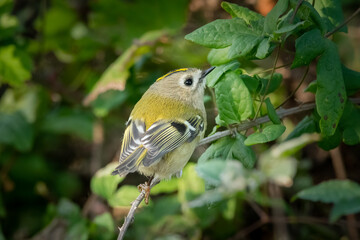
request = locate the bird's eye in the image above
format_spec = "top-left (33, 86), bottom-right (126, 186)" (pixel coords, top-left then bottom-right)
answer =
top-left (184, 77), bottom-right (193, 86)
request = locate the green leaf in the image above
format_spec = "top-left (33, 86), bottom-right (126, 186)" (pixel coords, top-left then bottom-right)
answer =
top-left (317, 127), bottom-right (341, 150)
top-left (229, 35), bottom-right (263, 59)
top-left (294, 180), bottom-right (360, 203)
top-left (151, 177), bottom-right (178, 195)
top-left (270, 133), bottom-right (320, 158)
top-left (259, 152), bottom-right (297, 187)
top-left (185, 17), bottom-right (263, 52)
top-left (91, 162), bottom-right (124, 200)
top-left (207, 47), bottom-right (234, 66)
top-left (264, 0), bottom-right (289, 33)
top-left (304, 81), bottom-right (317, 93)
top-left (109, 185), bottom-right (145, 207)
top-left (0, 0), bottom-right (14, 15)
top-left (290, 0), bottom-right (327, 34)
top-left (274, 20), bottom-right (309, 35)
top-left (196, 160), bottom-right (227, 186)
top-left (265, 98), bottom-right (281, 124)
top-left (314, 0), bottom-right (347, 33)
top-left (206, 60), bottom-right (240, 87)
top-left (0, 45), bottom-right (33, 87)
top-left (91, 90), bottom-right (128, 118)
top-left (292, 29), bottom-right (326, 68)
top-left (0, 111), bottom-right (34, 151)
top-left (93, 212), bottom-right (115, 233)
top-left (0, 13), bottom-right (19, 41)
top-left (57, 198), bottom-right (82, 222)
top-left (84, 30), bottom-right (166, 106)
top-left (330, 198), bottom-right (360, 222)
top-left (245, 124), bottom-right (286, 146)
top-left (178, 163), bottom-right (205, 203)
top-left (342, 65), bottom-right (360, 96)
top-left (316, 40), bottom-right (346, 136)
top-left (221, 1), bottom-right (264, 24)
top-left (41, 108), bottom-right (94, 141)
top-left (241, 75), bottom-right (260, 94)
top-left (215, 71), bottom-right (254, 124)
top-left (255, 37), bottom-right (272, 59)
top-left (338, 101), bottom-right (360, 145)
top-left (285, 115), bottom-right (317, 140)
top-left (259, 73), bottom-right (283, 95)
top-left (199, 134), bottom-right (256, 168)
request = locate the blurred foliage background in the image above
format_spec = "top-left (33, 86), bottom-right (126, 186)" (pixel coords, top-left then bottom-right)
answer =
top-left (0, 0), bottom-right (360, 239)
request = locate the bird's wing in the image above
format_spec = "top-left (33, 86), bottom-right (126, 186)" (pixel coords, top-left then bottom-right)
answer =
top-left (112, 116), bottom-right (204, 176)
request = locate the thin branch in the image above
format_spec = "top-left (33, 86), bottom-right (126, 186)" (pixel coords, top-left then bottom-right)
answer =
top-left (290, 0), bottom-right (304, 23)
top-left (251, 62), bottom-right (292, 76)
top-left (199, 98), bottom-right (360, 146)
top-left (199, 102), bottom-right (314, 146)
top-left (325, 7), bottom-right (360, 38)
top-left (253, 46), bottom-right (281, 120)
top-left (276, 65), bottom-right (309, 109)
top-left (117, 179), bottom-right (160, 240)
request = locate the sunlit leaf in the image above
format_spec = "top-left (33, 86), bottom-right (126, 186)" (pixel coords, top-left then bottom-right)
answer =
top-left (151, 178), bottom-right (178, 195)
top-left (91, 162), bottom-right (124, 200)
top-left (93, 212), bottom-right (115, 233)
top-left (109, 185), bottom-right (145, 207)
top-left (215, 71), bottom-right (254, 124)
top-left (221, 1), bottom-right (264, 24)
top-left (83, 30), bottom-right (167, 106)
top-left (0, 45), bottom-right (33, 87)
top-left (245, 124), bottom-right (286, 146)
top-left (206, 60), bottom-right (240, 87)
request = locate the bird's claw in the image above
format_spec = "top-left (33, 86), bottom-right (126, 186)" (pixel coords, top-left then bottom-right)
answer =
top-left (138, 182), bottom-right (151, 205)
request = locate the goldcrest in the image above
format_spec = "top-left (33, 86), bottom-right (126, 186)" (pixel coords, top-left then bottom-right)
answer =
top-left (112, 67), bottom-right (214, 200)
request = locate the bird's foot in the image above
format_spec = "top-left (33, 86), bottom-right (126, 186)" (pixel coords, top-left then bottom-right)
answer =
top-left (137, 181), bottom-right (151, 205)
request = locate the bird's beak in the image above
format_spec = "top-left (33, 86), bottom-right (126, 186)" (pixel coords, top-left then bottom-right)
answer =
top-left (200, 66), bottom-right (215, 82)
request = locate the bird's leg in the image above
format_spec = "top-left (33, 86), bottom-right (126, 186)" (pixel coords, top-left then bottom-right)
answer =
top-left (137, 176), bottom-right (154, 205)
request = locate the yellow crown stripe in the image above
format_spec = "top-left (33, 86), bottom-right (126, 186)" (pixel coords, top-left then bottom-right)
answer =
top-left (156, 68), bottom-right (188, 82)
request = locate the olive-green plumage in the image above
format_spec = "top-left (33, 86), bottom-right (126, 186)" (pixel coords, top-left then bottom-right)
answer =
top-left (112, 67), bottom-right (214, 182)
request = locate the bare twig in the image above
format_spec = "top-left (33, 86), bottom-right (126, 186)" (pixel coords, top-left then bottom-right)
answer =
top-left (199, 98), bottom-right (360, 146)
top-left (290, 0), bottom-right (304, 23)
top-left (253, 46), bottom-right (281, 121)
top-left (117, 179), bottom-right (160, 240)
top-left (330, 147), bottom-right (359, 240)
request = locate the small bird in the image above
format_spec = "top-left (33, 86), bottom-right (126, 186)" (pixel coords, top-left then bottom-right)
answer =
top-left (112, 67), bottom-right (215, 203)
